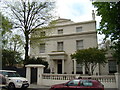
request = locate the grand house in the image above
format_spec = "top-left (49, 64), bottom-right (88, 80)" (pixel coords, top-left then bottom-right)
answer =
top-left (30, 17), bottom-right (117, 75)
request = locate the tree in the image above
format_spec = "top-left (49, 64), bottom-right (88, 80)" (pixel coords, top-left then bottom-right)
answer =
top-left (93, 2), bottom-right (120, 64)
top-left (2, 49), bottom-right (23, 67)
top-left (0, 12), bottom-right (13, 48)
top-left (71, 48), bottom-right (106, 75)
top-left (10, 34), bottom-right (24, 52)
top-left (3, 0), bottom-right (55, 62)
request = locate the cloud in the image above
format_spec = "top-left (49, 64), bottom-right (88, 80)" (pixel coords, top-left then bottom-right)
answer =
top-left (55, 0), bottom-right (94, 22)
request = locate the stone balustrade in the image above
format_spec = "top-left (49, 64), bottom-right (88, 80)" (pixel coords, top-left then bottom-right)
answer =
top-left (42, 74), bottom-right (76, 80)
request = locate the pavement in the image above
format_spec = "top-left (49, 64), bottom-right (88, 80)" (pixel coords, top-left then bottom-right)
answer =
top-left (29, 84), bottom-right (51, 88)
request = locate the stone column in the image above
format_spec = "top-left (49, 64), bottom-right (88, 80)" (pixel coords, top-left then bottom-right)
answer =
top-left (83, 65), bottom-right (85, 74)
top-left (90, 64), bottom-right (92, 75)
top-left (97, 63), bottom-right (100, 75)
top-left (26, 67), bottom-right (31, 84)
top-left (115, 73), bottom-right (120, 90)
top-left (50, 59), bottom-right (53, 74)
top-left (62, 60), bottom-right (65, 74)
top-left (73, 59), bottom-right (76, 74)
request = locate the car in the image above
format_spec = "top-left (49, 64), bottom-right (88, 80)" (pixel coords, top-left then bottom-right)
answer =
top-left (50, 79), bottom-right (104, 90)
top-left (0, 70), bottom-right (29, 89)
top-left (0, 74), bottom-right (7, 89)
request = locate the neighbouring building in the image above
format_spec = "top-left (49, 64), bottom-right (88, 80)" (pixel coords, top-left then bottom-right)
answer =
top-left (30, 17), bottom-right (117, 75)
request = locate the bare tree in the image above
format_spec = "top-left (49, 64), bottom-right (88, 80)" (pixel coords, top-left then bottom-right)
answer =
top-left (3, 0), bottom-right (55, 62)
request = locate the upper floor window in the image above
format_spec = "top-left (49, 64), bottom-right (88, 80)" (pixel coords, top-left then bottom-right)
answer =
top-left (57, 42), bottom-right (63, 51)
top-left (40, 31), bottom-right (45, 36)
top-left (76, 40), bottom-right (83, 50)
top-left (76, 27), bottom-right (82, 32)
top-left (40, 43), bottom-right (45, 53)
top-left (58, 29), bottom-right (63, 34)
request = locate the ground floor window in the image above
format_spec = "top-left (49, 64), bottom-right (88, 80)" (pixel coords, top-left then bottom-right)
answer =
top-left (108, 60), bottom-right (117, 73)
top-left (76, 63), bottom-right (82, 74)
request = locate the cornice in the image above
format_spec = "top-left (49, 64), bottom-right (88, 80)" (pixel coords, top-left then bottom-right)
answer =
top-left (31, 31), bottom-right (97, 40)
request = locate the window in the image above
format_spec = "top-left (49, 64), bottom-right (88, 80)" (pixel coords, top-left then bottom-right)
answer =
top-left (58, 29), bottom-right (63, 34)
top-left (108, 60), bottom-right (117, 73)
top-left (80, 80), bottom-right (93, 86)
top-left (76, 27), bottom-right (82, 32)
top-left (76, 40), bottom-right (83, 50)
top-left (67, 80), bottom-right (80, 86)
top-left (40, 43), bottom-right (45, 53)
top-left (57, 42), bottom-right (63, 51)
top-left (76, 63), bottom-right (82, 73)
top-left (40, 31), bottom-right (45, 36)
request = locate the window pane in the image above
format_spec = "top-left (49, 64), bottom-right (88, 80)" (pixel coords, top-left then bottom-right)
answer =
top-left (76, 40), bottom-right (83, 50)
top-left (40, 43), bottom-right (45, 53)
top-left (76, 63), bottom-right (82, 72)
top-left (68, 80), bottom-right (80, 86)
top-left (57, 42), bottom-right (63, 51)
top-left (40, 31), bottom-right (45, 36)
top-left (58, 29), bottom-right (63, 34)
top-left (76, 27), bottom-right (82, 32)
top-left (108, 60), bottom-right (117, 73)
top-left (80, 80), bottom-right (93, 86)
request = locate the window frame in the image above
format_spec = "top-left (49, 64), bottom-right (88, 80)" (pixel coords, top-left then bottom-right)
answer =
top-left (39, 43), bottom-right (45, 53)
top-left (57, 42), bottom-right (64, 51)
top-left (76, 27), bottom-right (82, 32)
top-left (58, 29), bottom-right (63, 34)
top-left (76, 40), bottom-right (84, 50)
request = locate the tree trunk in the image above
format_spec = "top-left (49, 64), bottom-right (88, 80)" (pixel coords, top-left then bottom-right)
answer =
top-left (24, 32), bottom-right (29, 64)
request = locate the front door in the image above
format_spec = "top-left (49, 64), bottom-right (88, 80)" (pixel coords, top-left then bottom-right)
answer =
top-left (57, 60), bottom-right (62, 74)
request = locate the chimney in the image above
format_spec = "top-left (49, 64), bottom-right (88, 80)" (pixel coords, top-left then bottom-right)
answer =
top-left (92, 10), bottom-right (95, 20)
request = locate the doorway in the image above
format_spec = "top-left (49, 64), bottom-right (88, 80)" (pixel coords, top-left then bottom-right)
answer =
top-left (57, 60), bottom-right (62, 74)
top-left (31, 67), bottom-right (37, 84)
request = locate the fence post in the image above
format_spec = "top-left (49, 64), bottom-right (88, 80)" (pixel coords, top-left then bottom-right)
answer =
top-left (37, 65), bottom-right (45, 85)
top-left (25, 67), bottom-right (31, 84)
top-left (115, 73), bottom-right (120, 90)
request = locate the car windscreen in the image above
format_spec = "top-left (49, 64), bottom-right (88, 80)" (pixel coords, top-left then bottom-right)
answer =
top-left (4, 72), bottom-right (21, 77)
top-left (7, 72), bottom-right (21, 77)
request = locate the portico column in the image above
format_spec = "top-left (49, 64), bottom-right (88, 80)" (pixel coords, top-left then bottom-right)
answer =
top-left (26, 67), bottom-right (31, 84)
top-left (62, 59), bottom-right (65, 74)
top-left (97, 63), bottom-right (100, 75)
top-left (73, 59), bottom-right (76, 74)
top-left (50, 59), bottom-right (54, 74)
top-left (83, 65), bottom-right (85, 74)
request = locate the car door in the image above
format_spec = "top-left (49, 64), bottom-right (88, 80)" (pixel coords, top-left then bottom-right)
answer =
top-left (76, 80), bottom-right (94, 90)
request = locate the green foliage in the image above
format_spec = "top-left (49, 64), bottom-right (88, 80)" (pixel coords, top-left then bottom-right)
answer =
top-left (0, 13), bottom-right (13, 48)
top-left (2, 49), bottom-right (23, 67)
top-left (93, 2), bottom-right (120, 63)
top-left (25, 57), bottom-right (49, 69)
top-left (71, 48), bottom-right (106, 75)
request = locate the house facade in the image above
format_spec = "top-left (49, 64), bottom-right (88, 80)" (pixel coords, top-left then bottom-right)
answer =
top-left (30, 18), bottom-right (117, 75)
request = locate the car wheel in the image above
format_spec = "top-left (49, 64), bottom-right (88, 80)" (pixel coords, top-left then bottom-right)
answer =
top-left (8, 83), bottom-right (15, 89)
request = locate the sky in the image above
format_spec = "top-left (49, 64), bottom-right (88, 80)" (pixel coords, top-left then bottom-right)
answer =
top-left (55, 0), bottom-right (94, 22)
top-left (0, 0), bottom-right (104, 44)
top-left (55, 0), bottom-right (104, 44)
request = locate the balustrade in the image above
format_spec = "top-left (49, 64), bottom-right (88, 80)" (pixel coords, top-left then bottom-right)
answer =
top-left (42, 74), bottom-right (115, 83)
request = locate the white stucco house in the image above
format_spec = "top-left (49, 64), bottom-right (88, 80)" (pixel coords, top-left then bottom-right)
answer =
top-left (30, 16), bottom-right (117, 75)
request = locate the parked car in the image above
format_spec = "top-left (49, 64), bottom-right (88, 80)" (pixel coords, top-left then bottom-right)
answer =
top-left (0, 70), bottom-right (29, 89)
top-left (50, 79), bottom-right (104, 90)
top-left (0, 74), bottom-right (7, 89)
